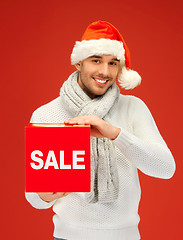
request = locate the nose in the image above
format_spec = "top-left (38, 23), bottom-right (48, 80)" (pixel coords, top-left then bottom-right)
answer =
top-left (98, 63), bottom-right (109, 77)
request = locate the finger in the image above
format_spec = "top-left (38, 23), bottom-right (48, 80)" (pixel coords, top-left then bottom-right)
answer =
top-left (63, 192), bottom-right (70, 197)
top-left (54, 192), bottom-right (65, 198)
top-left (64, 118), bottom-right (81, 124)
top-left (37, 192), bottom-right (53, 195)
top-left (65, 118), bottom-right (90, 125)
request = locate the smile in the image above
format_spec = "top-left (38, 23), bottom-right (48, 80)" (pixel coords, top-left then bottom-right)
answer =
top-left (93, 77), bottom-right (109, 84)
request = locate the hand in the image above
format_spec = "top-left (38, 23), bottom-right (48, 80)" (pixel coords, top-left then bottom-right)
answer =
top-left (37, 192), bottom-right (70, 202)
top-left (65, 115), bottom-right (121, 140)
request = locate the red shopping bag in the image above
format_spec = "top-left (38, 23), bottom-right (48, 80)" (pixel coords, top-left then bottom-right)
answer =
top-left (25, 123), bottom-right (90, 192)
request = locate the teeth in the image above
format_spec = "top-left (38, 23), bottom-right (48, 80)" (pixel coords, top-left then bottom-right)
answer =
top-left (94, 78), bottom-right (107, 83)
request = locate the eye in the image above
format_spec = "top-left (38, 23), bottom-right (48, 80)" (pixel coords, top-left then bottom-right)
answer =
top-left (109, 61), bottom-right (117, 66)
top-left (92, 59), bottom-right (100, 63)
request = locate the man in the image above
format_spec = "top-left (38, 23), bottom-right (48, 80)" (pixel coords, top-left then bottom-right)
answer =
top-left (25, 20), bottom-right (175, 240)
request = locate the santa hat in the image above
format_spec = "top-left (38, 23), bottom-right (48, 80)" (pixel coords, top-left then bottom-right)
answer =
top-left (71, 20), bottom-right (141, 90)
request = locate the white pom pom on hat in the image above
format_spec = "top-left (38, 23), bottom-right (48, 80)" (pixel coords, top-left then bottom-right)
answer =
top-left (71, 20), bottom-right (141, 90)
top-left (118, 67), bottom-right (142, 90)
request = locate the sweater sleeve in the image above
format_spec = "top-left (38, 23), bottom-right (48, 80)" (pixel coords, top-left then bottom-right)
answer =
top-left (25, 111), bottom-right (56, 209)
top-left (113, 98), bottom-right (176, 179)
top-left (25, 192), bottom-right (56, 209)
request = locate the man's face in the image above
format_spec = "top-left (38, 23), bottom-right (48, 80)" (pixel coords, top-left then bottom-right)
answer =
top-left (75, 55), bottom-right (121, 99)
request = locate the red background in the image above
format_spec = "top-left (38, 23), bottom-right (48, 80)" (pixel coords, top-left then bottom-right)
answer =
top-left (1, 0), bottom-right (182, 239)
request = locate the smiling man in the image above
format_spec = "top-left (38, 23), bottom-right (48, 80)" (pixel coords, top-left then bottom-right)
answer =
top-left (75, 55), bottom-right (121, 99)
top-left (25, 21), bottom-right (175, 240)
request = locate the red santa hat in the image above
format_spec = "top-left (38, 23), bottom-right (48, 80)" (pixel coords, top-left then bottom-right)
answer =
top-left (71, 20), bottom-right (141, 90)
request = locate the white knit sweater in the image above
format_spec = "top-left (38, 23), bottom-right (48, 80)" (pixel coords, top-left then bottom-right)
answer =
top-left (25, 92), bottom-right (175, 240)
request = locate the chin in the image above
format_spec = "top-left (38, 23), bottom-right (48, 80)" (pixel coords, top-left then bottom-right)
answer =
top-left (95, 90), bottom-right (107, 97)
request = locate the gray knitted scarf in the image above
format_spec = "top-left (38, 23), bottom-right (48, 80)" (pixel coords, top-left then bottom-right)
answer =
top-left (60, 71), bottom-right (119, 203)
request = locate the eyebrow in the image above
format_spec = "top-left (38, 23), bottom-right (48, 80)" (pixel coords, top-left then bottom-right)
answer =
top-left (112, 58), bottom-right (120, 62)
top-left (89, 55), bottom-right (120, 61)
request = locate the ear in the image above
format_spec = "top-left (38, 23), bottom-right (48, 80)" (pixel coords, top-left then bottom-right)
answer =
top-left (75, 62), bottom-right (81, 71)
